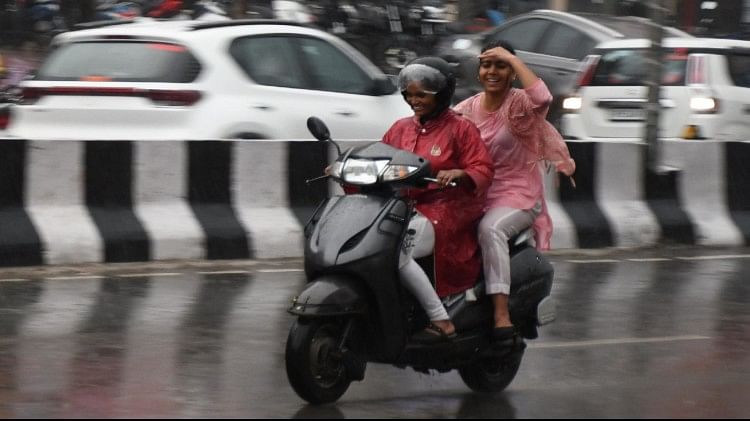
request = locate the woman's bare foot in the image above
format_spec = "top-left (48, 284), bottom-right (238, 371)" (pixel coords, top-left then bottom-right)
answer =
top-left (431, 319), bottom-right (456, 336)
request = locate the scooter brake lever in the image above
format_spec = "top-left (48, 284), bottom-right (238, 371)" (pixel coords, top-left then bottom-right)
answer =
top-left (305, 174), bottom-right (330, 185)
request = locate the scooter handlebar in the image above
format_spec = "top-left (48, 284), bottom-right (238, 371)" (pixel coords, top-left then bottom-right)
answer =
top-left (422, 177), bottom-right (458, 188)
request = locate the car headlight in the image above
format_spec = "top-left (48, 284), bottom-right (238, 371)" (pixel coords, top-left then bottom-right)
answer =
top-left (452, 39), bottom-right (473, 50)
top-left (690, 96), bottom-right (719, 113)
top-left (562, 96), bottom-right (582, 112)
top-left (341, 159), bottom-right (389, 185)
top-left (381, 164), bottom-right (419, 182)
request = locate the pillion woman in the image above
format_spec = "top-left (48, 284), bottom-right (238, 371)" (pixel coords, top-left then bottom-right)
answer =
top-left (454, 40), bottom-right (575, 342)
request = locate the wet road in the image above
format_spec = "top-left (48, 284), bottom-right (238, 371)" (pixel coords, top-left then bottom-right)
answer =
top-left (0, 248), bottom-right (749, 418)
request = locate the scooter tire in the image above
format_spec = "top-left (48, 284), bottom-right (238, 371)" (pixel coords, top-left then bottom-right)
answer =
top-left (458, 356), bottom-right (522, 393)
top-left (285, 318), bottom-right (352, 405)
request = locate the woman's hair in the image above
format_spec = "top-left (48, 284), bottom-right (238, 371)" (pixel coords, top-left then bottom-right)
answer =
top-left (481, 39), bottom-right (516, 55)
top-left (398, 56), bottom-right (457, 122)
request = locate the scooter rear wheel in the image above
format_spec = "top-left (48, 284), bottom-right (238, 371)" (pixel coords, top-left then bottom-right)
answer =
top-left (285, 318), bottom-right (352, 405)
top-left (458, 355), bottom-right (522, 393)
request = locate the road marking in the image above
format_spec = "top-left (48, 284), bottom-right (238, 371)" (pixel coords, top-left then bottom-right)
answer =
top-left (529, 335), bottom-right (711, 349)
top-left (197, 270), bottom-right (251, 275)
top-left (0, 278), bottom-right (29, 282)
top-left (117, 272), bottom-right (183, 278)
top-left (257, 268), bottom-right (305, 273)
top-left (626, 257), bottom-right (672, 262)
top-left (46, 275), bottom-right (105, 281)
top-left (565, 259), bottom-right (620, 264)
top-left (675, 254), bottom-right (750, 261)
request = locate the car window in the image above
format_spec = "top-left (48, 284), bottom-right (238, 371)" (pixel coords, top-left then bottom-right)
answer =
top-left (229, 36), bottom-right (308, 89)
top-left (35, 41), bottom-right (201, 82)
top-left (590, 48), bottom-right (688, 86)
top-left (537, 23), bottom-right (594, 60)
top-left (727, 52), bottom-right (750, 88)
top-left (295, 37), bottom-right (373, 95)
top-left (487, 18), bottom-right (550, 53)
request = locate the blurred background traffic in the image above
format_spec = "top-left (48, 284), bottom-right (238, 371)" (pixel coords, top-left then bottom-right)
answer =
top-left (1, 0), bottom-right (749, 140)
top-left (3, 1), bottom-right (750, 62)
top-left (3, 1), bottom-right (750, 68)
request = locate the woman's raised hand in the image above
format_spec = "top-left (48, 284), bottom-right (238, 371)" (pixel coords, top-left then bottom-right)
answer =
top-left (478, 46), bottom-right (515, 63)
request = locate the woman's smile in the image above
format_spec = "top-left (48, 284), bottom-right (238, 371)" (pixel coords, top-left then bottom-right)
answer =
top-left (403, 82), bottom-right (437, 117)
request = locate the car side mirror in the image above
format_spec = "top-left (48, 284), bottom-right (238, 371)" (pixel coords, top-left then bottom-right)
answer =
top-left (371, 76), bottom-right (397, 96)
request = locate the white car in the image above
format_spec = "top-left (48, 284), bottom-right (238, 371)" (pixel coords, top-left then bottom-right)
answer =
top-left (6, 18), bottom-right (411, 140)
top-left (561, 37), bottom-right (750, 142)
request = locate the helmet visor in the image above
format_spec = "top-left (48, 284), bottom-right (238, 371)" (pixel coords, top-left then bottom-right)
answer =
top-left (398, 63), bottom-right (447, 95)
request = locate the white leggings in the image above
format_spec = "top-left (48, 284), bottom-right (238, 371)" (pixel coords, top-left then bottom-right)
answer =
top-left (478, 204), bottom-right (541, 295)
top-left (398, 213), bottom-right (449, 321)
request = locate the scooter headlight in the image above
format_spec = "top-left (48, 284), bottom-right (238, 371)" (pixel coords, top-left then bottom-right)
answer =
top-left (381, 164), bottom-right (419, 182)
top-left (341, 159), bottom-right (389, 185)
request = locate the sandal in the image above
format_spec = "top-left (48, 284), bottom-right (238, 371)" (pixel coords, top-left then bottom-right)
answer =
top-left (492, 326), bottom-right (517, 343)
top-left (411, 323), bottom-right (457, 344)
top-left (492, 326), bottom-right (519, 347)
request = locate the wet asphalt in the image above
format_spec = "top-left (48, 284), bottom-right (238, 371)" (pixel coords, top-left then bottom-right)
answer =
top-left (0, 247), bottom-right (748, 418)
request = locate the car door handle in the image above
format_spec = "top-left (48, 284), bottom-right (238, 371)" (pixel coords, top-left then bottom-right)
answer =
top-left (334, 110), bottom-right (357, 117)
top-left (251, 103), bottom-right (274, 111)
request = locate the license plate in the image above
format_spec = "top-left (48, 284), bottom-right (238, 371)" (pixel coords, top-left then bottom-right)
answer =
top-left (608, 109), bottom-right (645, 121)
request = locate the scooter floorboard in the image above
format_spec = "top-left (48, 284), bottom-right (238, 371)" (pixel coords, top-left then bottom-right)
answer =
top-left (400, 329), bottom-right (490, 370)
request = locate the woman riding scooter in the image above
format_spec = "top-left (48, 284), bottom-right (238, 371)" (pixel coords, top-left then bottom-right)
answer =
top-left (382, 56), bottom-right (493, 342)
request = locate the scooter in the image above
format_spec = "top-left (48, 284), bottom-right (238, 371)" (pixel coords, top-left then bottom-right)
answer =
top-left (285, 117), bottom-right (557, 405)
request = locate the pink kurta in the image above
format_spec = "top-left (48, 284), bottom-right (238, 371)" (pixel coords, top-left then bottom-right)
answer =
top-left (382, 109), bottom-right (494, 297)
top-left (454, 79), bottom-right (575, 250)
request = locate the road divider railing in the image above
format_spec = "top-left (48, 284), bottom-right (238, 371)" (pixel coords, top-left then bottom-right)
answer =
top-left (0, 138), bottom-right (748, 267)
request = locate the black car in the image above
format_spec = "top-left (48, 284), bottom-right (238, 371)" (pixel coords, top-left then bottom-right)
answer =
top-left (435, 9), bottom-right (692, 126)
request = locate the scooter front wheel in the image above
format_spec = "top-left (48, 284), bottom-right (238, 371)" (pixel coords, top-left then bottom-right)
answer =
top-left (285, 318), bottom-right (352, 405)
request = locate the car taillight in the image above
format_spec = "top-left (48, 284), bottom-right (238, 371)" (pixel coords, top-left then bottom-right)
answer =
top-left (576, 54), bottom-right (601, 87)
top-left (148, 89), bottom-right (202, 106)
top-left (20, 86), bottom-right (43, 105)
top-left (687, 54), bottom-right (719, 114)
top-left (686, 54), bottom-right (709, 85)
top-left (0, 106), bottom-right (10, 130)
top-left (19, 86), bottom-right (202, 106)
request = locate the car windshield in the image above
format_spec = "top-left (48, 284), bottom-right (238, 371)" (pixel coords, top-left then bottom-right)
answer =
top-left (589, 48), bottom-right (689, 86)
top-left (35, 41), bottom-right (201, 82)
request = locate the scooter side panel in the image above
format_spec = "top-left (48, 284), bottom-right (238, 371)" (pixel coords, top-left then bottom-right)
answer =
top-left (288, 275), bottom-right (368, 316)
top-left (305, 194), bottom-right (392, 268)
top-left (303, 196), bottom-right (412, 361)
top-left (510, 246), bottom-right (554, 288)
top-left (509, 246), bottom-right (555, 338)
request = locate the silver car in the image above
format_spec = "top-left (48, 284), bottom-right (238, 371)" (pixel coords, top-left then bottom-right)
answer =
top-left (435, 9), bottom-right (691, 126)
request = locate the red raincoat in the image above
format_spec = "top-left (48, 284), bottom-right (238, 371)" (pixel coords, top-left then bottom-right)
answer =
top-left (382, 109), bottom-right (494, 297)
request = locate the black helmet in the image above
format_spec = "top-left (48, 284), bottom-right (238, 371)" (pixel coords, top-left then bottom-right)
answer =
top-left (398, 56), bottom-right (456, 121)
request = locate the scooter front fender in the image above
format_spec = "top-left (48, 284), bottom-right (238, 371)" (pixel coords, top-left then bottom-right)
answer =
top-left (288, 276), bottom-right (368, 317)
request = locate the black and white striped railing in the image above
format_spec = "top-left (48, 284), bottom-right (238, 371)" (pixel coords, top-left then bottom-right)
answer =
top-left (1, 138), bottom-right (749, 267)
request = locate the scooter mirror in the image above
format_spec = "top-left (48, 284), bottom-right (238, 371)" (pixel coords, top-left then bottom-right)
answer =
top-left (306, 117), bottom-right (331, 142)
